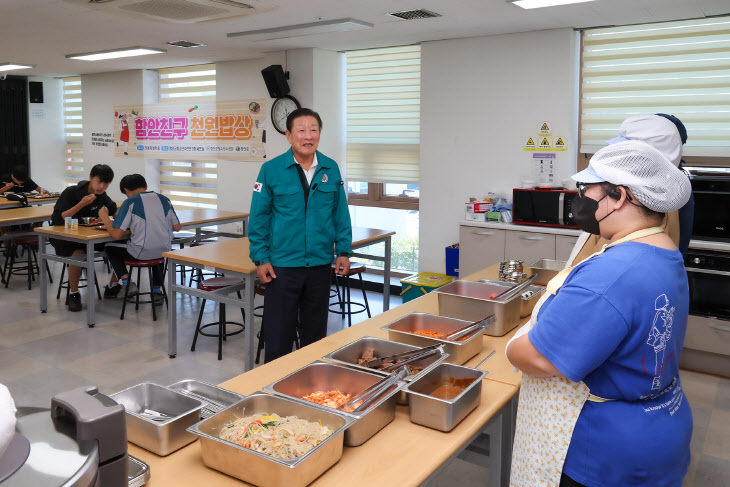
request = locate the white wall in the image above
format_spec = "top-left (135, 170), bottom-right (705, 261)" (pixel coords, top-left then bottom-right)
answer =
top-left (419, 28), bottom-right (579, 272)
top-left (81, 69), bottom-right (159, 201)
top-left (27, 76), bottom-right (64, 190)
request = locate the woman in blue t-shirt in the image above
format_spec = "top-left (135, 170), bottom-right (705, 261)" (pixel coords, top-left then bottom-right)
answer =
top-left (507, 140), bottom-right (694, 487)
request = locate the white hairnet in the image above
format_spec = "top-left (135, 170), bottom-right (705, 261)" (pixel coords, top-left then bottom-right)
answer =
top-left (573, 140), bottom-right (692, 213)
top-left (606, 115), bottom-right (683, 167)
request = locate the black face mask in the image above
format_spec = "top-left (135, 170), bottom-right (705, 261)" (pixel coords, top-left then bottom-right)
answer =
top-left (570, 194), bottom-right (615, 235)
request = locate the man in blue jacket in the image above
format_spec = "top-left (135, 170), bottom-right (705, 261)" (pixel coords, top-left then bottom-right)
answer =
top-left (249, 108), bottom-right (352, 363)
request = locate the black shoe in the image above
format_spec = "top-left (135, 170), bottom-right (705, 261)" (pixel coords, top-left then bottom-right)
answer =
top-left (68, 292), bottom-right (82, 312)
top-left (104, 283), bottom-right (122, 299)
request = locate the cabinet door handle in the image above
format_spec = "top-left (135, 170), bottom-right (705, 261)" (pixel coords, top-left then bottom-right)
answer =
top-left (474, 231), bottom-right (495, 236)
top-left (518, 235), bottom-right (544, 241)
top-left (707, 322), bottom-right (730, 333)
top-left (566, 239), bottom-right (577, 245)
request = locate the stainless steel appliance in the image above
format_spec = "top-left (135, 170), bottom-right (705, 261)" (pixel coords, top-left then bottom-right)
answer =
top-left (689, 170), bottom-right (730, 242)
top-left (512, 188), bottom-right (579, 229)
top-left (685, 249), bottom-right (730, 320)
top-left (0, 386), bottom-right (134, 487)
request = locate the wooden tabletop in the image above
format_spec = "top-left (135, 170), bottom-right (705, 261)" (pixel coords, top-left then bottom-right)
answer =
top-left (351, 226), bottom-right (396, 247)
top-left (35, 225), bottom-right (111, 240)
top-left (175, 208), bottom-right (248, 226)
top-left (0, 205), bottom-right (53, 224)
top-left (163, 237), bottom-right (257, 274)
top-left (127, 262), bottom-right (524, 486)
top-left (0, 195), bottom-right (58, 207)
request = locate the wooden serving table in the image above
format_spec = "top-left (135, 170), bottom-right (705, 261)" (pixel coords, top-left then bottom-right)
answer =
top-left (129, 263), bottom-right (524, 487)
top-left (350, 226), bottom-right (396, 312)
top-left (35, 209), bottom-right (249, 326)
top-left (163, 238), bottom-right (257, 370)
top-left (0, 194), bottom-right (58, 208)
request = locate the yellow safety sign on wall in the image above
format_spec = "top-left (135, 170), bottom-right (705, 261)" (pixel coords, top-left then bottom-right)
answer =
top-left (538, 121), bottom-right (552, 136)
top-left (553, 136), bottom-right (568, 151)
top-left (538, 137), bottom-right (552, 150)
top-left (523, 136), bottom-right (537, 151)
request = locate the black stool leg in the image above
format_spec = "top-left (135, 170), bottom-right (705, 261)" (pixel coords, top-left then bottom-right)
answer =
top-left (162, 283), bottom-right (169, 308)
top-left (120, 275), bottom-right (132, 320)
top-left (57, 263), bottom-right (66, 299)
top-left (135, 267), bottom-right (141, 310)
top-left (346, 275), bottom-right (352, 328)
top-left (255, 316), bottom-right (265, 365)
top-left (149, 267), bottom-right (157, 322)
top-left (237, 290), bottom-right (246, 324)
top-left (26, 245), bottom-right (33, 290)
top-left (5, 244), bottom-right (16, 288)
top-left (191, 299), bottom-right (206, 351)
top-left (358, 273), bottom-right (371, 318)
top-left (218, 304), bottom-right (225, 360)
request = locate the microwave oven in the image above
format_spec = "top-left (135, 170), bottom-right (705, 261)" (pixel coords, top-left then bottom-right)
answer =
top-left (512, 188), bottom-right (579, 229)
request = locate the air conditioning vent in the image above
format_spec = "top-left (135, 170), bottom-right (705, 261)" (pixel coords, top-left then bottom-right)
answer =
top-left (166, 40), bottom-right (207, 48)
top-left (387, 9), bottom-right (441, 20)
top-left (66, 0), bottom-right (275, 23)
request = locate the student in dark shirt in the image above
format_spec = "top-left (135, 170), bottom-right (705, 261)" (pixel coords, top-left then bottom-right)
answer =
top-left (51, 164), bottom-right (117, 312)
top-left (0, 165), bottom-right (45, 195)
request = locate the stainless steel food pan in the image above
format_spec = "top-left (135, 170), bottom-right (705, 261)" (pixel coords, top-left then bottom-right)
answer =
top-left (476, 279), bottom-right (546, 318)
top-left (188, 392), bottom-right (353, 487)
top-left (404, 363), bottom-right (486, 432)
top-left (167, 379), bottom-right (244, 419)
top-left (381, 312), bottom-right (484, 364)
top-left (322, 336), bottom-right (449, 405)
top-left (435, 280), bottom-right (522, 336)
top-left (110, 382), bottom-right (203, 456)
top-left (528, 258), bottom-right (567, 286)
top-left (262, 361), bottom-right (404, 447)
top-left (128, 455), bottom-right (150, 487)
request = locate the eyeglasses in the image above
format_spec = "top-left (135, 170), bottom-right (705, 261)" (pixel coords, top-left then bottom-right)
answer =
top-left (577, 183), bottom-right (592, 198)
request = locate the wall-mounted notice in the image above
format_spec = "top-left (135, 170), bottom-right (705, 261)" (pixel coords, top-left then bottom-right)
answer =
top-left (111, 99), bottom-right (267, 161)
top-left (523, 120), bottom-right (568, 152)
top-left (91, 133), bottom-right (115, 148)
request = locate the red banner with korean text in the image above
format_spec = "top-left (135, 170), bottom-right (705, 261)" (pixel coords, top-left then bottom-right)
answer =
top-left (112, 100), bottom-right (266, 161)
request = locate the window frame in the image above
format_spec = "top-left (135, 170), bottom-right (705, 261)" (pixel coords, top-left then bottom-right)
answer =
top-left (347, 182), bottom-right (419, 210)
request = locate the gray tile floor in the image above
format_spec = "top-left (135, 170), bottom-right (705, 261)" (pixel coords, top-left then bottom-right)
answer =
top-left (1, 259), bottom-right (728, 486)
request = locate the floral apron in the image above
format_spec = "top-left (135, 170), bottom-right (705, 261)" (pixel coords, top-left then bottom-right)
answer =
top-left (509, 227), bottom-right (665, 487)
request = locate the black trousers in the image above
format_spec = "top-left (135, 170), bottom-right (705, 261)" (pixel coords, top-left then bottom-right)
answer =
top-left (105, 244), bottom-right (163, 287)
top-left (560, 473), bottom-right (588, 487)
top-left (263, 264), bottom-right (331, 363)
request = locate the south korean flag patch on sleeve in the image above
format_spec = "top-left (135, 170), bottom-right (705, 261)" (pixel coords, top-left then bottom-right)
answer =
top-left (253, 182), bottom-right (263, 193)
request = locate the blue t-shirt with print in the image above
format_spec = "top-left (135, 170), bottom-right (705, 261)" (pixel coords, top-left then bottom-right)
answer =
top-left (529, 242), bottom-right (693, 487)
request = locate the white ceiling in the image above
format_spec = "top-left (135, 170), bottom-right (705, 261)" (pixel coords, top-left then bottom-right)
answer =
top-left (2, 0), bottom-right (729, 78)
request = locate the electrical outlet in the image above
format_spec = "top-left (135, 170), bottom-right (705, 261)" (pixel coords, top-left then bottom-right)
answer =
top-left (236, 224), bottom-right (243, 234)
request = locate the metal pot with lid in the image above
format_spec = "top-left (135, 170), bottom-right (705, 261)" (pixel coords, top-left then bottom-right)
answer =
top-left (0, 385), bottom-right (135, 487)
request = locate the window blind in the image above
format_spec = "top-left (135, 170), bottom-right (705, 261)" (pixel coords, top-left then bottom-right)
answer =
top-left (63, 77), bottom-right (84, 185)
top-left (157, 64), bottom-right (218, 209)
top-left (346, 45), bottom-right (421, 184)
top-left (580, 16), bottom-right (730, 157)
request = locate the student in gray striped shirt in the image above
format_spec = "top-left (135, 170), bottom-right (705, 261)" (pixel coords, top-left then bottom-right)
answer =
top-left (98, 174), bottom-right (181, 303)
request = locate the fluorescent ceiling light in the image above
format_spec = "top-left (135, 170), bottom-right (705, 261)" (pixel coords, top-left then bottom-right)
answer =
top-left (66, 47), bottom-right (165, 61)
top-left (228, 18), bottom-right (373, 41)
top-left (510, 0), bottom-right (597, 9)
top-left (0, 63), bottom-right (34, 71)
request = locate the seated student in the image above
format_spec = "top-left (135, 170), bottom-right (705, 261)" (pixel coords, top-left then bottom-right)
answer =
top-left (50, 164), bottom-right (117, 312)
top-left (98, 174), bottom-right (181, 304)
top-left (0, 165), bottom-right (46, 194)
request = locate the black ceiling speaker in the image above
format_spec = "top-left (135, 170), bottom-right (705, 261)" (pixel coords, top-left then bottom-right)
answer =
top-left (261, 65), bottom-right (290, 98)
top-left (29, 81), bottom-right (43, 103)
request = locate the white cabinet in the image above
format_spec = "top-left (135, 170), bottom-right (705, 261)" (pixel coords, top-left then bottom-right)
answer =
top-left (556, 235), bottom-right (580, 262)
top-left (458, 226), bottom-right (506, 278)
top-left (683, 315), bottom-right (730, 357)
top-left (505, 231), bottom-right (556, 264)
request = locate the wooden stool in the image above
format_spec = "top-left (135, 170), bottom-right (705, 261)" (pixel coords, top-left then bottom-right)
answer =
top-left (3, 235), bottom-right (52, 290)
top-left (192, 277), bottom-right (245, 360)
top-left (329, 263), bottom-right (371, 327)
top-left (120, 258), bottom-right (167, 322)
